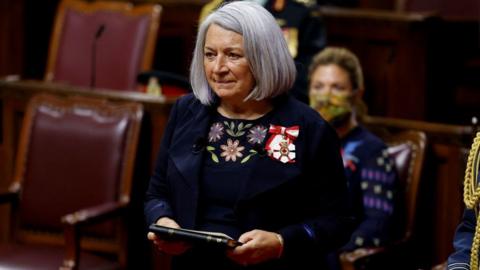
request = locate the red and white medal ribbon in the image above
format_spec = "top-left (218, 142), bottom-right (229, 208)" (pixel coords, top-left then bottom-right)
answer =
top-left (265, 125), bottom-right (299, 163)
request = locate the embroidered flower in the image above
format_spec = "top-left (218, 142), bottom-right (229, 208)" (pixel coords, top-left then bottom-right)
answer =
top-left (220, 139), bottom-right (244, 162)
top-left (247, 125), bottom-right (267, 144)
top-left (208, 122), bottom-right (224, 142)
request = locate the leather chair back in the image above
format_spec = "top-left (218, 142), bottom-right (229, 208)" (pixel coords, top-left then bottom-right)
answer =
top-left (383, 131), bottom-right (426, 239)
top-left (45, 0), bottom-right (161, 91)
top-left (11, 94), bottom-right (142, 253)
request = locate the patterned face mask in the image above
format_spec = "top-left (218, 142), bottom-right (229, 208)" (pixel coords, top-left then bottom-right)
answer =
top-left (309, 91), bottom-right (355, 125)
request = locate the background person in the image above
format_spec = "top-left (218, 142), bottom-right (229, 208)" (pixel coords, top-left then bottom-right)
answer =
top-left (308, 47), bottom-right (401, 268)
top-left (447, 132), bottom-right (480, 270)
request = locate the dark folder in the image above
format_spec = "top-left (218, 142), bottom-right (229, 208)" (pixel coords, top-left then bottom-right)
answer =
top-left (149, 224), bottom-right (242, 248)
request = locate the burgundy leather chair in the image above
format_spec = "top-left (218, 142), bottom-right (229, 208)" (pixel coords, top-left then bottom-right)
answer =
top-left (339, 128), bottom-right (427, 270)
top-left (45, 0), bottom-right (161, 91)
top-left (0, 94), bottom-right (143, 269)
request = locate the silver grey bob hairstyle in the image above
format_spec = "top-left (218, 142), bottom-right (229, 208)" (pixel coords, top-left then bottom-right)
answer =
top-left (189, 1), bottom-right (297, 105)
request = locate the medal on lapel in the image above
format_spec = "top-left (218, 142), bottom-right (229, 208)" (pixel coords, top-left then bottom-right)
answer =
top-left (265, 125), bottom-right (299, 163)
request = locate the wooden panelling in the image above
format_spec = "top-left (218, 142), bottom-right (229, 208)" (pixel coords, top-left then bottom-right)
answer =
top-left (319, 7), bottom-right (438, 120)
top-left (145, 0), bottom-right (207, 76)
top-left (0, 0), bottom-right (24, 77)
top-left (406, 0), bottom-right (480, 21)
top-left (319, 6), bottom-right (479, 124)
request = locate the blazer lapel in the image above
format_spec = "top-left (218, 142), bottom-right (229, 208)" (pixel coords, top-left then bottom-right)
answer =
top-left (169, 101), bottom-right (212, 190)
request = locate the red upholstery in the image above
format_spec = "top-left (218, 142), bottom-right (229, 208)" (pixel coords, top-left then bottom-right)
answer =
top-left (0, 94), bottom-right (143, 269)
top-left (19, 101), bottom-right (130, 236)
top-left (54, 9), bottom-right (149, 90)
top-left (46, 0), bottom-right (161, 91)
top-left (0, 244), bottom-right (118, 270)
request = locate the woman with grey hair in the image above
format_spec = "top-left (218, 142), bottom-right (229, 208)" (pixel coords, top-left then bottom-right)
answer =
top-left (145, 2), bottom-right (353, 269)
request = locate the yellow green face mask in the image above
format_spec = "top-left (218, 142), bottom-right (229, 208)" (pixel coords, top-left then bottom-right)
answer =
top-left (309, 91), bottom-right (354, 124)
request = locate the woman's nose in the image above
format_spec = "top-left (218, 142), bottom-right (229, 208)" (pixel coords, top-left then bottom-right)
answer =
top-left (213, 56), bottom-right (228, 73)
top-left (319, 87), bottom-right (332, 96)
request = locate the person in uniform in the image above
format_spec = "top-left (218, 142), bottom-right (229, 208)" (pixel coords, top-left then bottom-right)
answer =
top-left (448, 132), bottom-right (480, 270)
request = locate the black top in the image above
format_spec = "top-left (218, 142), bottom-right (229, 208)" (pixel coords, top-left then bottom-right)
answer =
top-left (197, 111), bottom-right (273, 239)
top-left (144, 94), bottom-right (353, 270)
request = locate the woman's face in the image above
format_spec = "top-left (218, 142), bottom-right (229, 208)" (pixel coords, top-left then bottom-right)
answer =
top-left (309, 64), bottom-right (353, 96)
top-left (309, 64), bottom-right (356, 124)
top-left (204, 24), bottom-right (256, 103)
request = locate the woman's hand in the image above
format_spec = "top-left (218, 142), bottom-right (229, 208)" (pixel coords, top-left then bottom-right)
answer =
top-left (147, 217), bottom-right (191, 255)
top-left (227, 229), bottom-right (284, 266)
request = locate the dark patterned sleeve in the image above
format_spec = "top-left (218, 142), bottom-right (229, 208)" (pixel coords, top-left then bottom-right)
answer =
top-left (343, 146), bottom-right (399, 250)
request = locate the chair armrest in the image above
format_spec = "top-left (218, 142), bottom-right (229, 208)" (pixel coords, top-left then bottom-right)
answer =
top-left (431, 261), bottom-right (447, 270)
top-left (60, 201), bottom-right (128, 270)
top-left (339, 238), bottom-right (412, 270)
top-left (340, 246), bottom-right (386, 270)
top-left (61, 201), bottom-right (127, 227)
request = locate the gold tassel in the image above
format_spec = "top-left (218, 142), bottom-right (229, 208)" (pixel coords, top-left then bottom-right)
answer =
top-left (464, 132), bottom-right (480, 269)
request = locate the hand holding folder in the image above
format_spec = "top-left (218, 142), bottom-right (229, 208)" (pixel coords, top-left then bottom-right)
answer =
top-left (149, 224), bottom-right (243, 249)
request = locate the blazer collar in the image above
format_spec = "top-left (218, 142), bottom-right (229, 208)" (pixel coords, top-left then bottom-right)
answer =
top-left (169, 98), bottom-right (213, 190)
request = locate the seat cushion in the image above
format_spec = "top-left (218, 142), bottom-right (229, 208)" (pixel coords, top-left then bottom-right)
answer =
top-left (0, 244), bottom-right (119, 270)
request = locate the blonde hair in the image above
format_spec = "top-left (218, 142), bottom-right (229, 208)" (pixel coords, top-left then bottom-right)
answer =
top-left (309, 47), bottom-right (364, 90)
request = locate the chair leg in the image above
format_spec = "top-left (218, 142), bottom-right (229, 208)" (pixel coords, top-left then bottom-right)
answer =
top-left (61, 225), bottom-right (80, 270)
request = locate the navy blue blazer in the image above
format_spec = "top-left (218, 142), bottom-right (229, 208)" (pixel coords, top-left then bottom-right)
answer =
top-left (145, 94), bottom-right (354, 268)
top-left (448, 209), bottom-right (476, 270)
top-left (447, 158), bottom-right (480, 270)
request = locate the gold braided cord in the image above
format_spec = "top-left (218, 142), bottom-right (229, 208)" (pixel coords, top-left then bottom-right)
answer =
top-left (464, 132), bottom-right (480, 269)
top-left (464, 132), bottom-right (480, 209)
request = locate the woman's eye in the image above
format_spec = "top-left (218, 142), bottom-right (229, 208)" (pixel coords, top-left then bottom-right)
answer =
top-left (204, 52), bottom-right (215, 59)
top-left (333, 85), bottom-right (346, 92)
top-left (228, 53), bottom-right (240, 59)
top-left (312, 84), bottom-right (324, 91)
